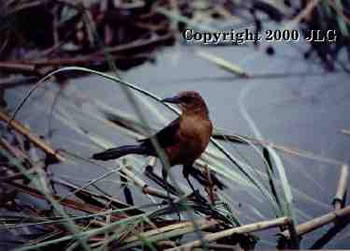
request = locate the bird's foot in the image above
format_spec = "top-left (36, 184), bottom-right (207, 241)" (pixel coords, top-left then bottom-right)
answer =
top-left (189, 189), bottom-right (208, 204)
top-left (161, 199), bottom-right (181, 221)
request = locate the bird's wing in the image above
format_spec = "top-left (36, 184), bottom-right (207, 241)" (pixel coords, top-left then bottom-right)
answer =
top-left (139, 118), bottom-right (180, 149)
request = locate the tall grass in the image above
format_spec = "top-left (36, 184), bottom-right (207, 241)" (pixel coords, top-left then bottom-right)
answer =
top-left (3, 0), bottom-right (348, 248)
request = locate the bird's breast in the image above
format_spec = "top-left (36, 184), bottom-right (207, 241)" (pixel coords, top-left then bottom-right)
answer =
top-left (167, 114), bottom-right (212, 165)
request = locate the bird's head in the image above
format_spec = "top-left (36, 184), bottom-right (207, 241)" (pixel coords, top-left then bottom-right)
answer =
top-left (162, 91), bottom-right (209, 115)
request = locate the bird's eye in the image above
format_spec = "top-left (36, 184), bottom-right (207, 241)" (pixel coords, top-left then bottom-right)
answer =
top-left (180, 96), bottom-right (191, 103)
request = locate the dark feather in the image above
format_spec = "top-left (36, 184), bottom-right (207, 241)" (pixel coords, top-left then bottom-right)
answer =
top-left (139, 118), bottom-right (180, 151)
top-left (92, 145), bottom-right (151, 160)
top-left (92, 118), bottom-right (180, 161)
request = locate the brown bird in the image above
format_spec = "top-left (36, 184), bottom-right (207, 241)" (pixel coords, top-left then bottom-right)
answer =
top-left (92, 91), bottom-right (224, 191)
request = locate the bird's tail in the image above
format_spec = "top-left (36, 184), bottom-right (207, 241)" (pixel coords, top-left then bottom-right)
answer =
top-left (92, 145), bottom-right (147, 161)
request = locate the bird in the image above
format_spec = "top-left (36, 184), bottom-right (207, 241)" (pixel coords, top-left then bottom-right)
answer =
top-left (92, 91), bottom-right (225, 191)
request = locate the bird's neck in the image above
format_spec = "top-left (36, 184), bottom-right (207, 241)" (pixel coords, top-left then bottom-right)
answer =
top-left (182, 107), bottom-right (209, 119)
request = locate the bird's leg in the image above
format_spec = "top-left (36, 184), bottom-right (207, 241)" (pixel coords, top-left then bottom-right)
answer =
top-left (183, 164), bottom-right (209, 204)
top-left (162, 167), bottom-right (181, 221)
top-left (183, 163), bottom-right (196, 193)
top-left (161, 167), bottom-right (172, 203)
top-left (145, 165), bottom-right (178, 196)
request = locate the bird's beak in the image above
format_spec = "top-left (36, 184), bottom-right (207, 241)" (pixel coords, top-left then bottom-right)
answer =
top-left (162, 95), bottom-right (181, 104)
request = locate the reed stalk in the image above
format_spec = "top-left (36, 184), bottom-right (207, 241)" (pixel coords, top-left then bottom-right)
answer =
top-left (0, 109), bottom-right (65, 162)
top-left (120, 218), bottom-right (217, 250)
top-left (280, 206), bottom-right (350, 240)
top-left (167, 217), bottom-right (289, 250)
top-left (120, 165), bottom-right (177, 200)
top-left (333, 164), bottom-right (348, 210)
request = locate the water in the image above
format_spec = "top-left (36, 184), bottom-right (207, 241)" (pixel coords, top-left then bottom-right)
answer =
top-left (5, 41), bottom-right (350, 248)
